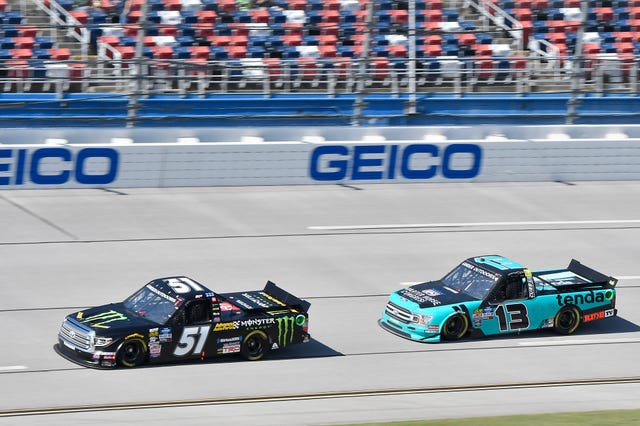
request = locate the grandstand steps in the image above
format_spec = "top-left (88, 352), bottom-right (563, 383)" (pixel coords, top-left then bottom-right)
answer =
top-left (7, 0), bottom-right (86, 59)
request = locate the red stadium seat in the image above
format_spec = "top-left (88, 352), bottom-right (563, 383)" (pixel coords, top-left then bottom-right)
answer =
top-left (370, 58), bottom-right (389, 81)
top-left (159, 25), bottom-right (178, 36)
top-left (583, 43), bottom-right (601, 54)
top-left (422, 35), bottom-right (441, 45)
top-left (226, 45), bottom-right (247, 58)
top-left (216, 0), bottom-right (236, 13)
top-left (456, 33), bottom-right (476, 46)
top-left (189, 45), bottom-right (210, 59)
top-left (320, 10), bottom-right (341, 23)
top-left (288, 0), bottom-right (306, 10)
top-left (318, 44), bottom-right (337, 57)
top-left (530, 0), bottom-right (548, 9)
top-left (388, 44), bottom-right (407, 57)
top-left (208, 35), bottom-right (232, 46)
top-left (422, 44), bottom-right (442, 56)
top-left (196, 10), bottom-right (217, 23)
top-left (424, 0), bottom-right (443, 8)
top-left (296, 57), bottom-right (318, 83)
top-left (263, 58), bottom-right (282, 82)
top-left (9, 49), bottom-right (32, 59)
top-left (13, 37), bottom-right (35, 49)
top-left (232, 24), bottom-right (250, 37)
top-left (317, 34), bottom-right (338, 45)
top-left (70, 10), bottom-right (88, 24)
top-left (17, 25), bottom-right (38, 38)
top-left (474, 56), bottom-right (494, 80)
top-left (282, 35), bottom-right (302, 46)
top-left (389, 9), bottom-right (408, 24)
top-left (229, 35), bottom-right (248, 46)
top-left (593, 7), bottom-right (614, 21)
top-left (49, 47), bottom-right (71, 60)
top-left (152, 45), bottom-right (174, 59)
top-left (423, 9), bottom-right (443, 22)
top-left (163, 0), bottom-right (181, 11)
top-left (614, 32), bottom-right (635, 43)
top-left (283, 23), bottom-right (304, 36)
top-left (249, 9), bottom-right (270, 23)
top-left (193, 23), bottom-right (215, 37)
top-left (511, 8), bottom-right (532, 20)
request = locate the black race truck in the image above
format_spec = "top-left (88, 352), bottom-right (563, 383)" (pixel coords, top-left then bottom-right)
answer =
top-left (56, 276), bottom-right (310, 368)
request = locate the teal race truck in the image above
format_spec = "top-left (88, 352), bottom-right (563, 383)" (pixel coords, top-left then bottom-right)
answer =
top-left (379, 255), bottom-right (617, 342)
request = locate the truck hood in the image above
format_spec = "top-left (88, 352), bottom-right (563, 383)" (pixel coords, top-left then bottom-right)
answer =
top-left (69, 303), bottom-right (157, 331)
top-left (395, 281), bottom-right (478, 309)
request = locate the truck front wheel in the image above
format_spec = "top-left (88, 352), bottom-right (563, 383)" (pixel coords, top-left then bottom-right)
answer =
top-left (117, 338), bottom-right (147, 367)
top-left (441, 314), bottom-right (469, 341)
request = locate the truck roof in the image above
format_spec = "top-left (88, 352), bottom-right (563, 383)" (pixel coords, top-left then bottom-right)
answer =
top-left (471, 255), bottom-right (525, 273)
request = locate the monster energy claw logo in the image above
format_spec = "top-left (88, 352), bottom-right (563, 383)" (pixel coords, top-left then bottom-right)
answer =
top-left (81, 310), bottom-right (128, 329)
top-left (276, 316), bottom-right (295, 347)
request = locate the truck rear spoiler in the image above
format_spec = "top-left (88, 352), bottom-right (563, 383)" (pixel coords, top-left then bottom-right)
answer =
top-left (264, 281), bottom-right (311, 313)
top-left (568, 259), bottom-right (618, 288)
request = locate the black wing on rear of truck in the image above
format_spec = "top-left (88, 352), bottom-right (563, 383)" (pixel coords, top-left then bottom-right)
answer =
top-left (220, 281), bottom-right (310, 313)
top-left (534, 259), bottom-right (617, 291)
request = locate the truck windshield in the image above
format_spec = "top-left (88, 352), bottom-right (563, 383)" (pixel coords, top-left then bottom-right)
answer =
top-left (441, 261), bottom-right (500, 300)
top-left (123, 285), bottom-right (178, 325)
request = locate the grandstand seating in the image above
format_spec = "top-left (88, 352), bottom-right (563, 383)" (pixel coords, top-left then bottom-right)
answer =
top-left (1, 0), bottom-right (639, 92)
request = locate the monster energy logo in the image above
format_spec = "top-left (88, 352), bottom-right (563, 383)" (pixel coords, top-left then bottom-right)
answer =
top-left (81, 310), bottom-right (128, 329)
top-left (276, 316), bottom-right (295, 347)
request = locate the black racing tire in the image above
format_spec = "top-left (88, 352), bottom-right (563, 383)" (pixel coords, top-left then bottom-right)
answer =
top-left (554, 305), bottom-right (581, 335)
top-left (116, 338), bottom-right (147, 368)
top-left (441, 313), bottom-right (469, 341)
top-left (241, 330), bottom-right (268, 361)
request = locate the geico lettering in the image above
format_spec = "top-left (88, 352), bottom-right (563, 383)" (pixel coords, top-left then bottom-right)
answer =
top-left (0, 147), bottom-right (119, 186)
top-left (556, 291), bottom-right (606, 306)
top-left (309, 144), bottom-right (482, 181)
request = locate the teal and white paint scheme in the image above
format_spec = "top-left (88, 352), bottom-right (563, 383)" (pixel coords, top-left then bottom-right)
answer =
top-left (379, 256), bottom-right (617, 342)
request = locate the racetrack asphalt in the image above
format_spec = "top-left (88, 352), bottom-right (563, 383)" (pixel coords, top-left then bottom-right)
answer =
top-left (1, 181), bottom-right (639, 425)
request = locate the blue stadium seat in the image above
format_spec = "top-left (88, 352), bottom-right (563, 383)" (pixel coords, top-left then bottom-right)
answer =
top-left (176, 35), bottom-right (194, 46)
top-left (35, 36), bottom-right (54, 49)
top-left (174, 45), bottom-right (192, 58)
top-left (247, 45), bottom-right (265, 58)
top-left (181, 11), bottom-right (198, 24)
top-left (31, 48), bottom-right (51, 59)
top-left (5, 11), bottom-right (22, 24)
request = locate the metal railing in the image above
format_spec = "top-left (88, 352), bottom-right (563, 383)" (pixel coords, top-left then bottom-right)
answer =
top-left (1, 55), bottom-right (637, 98)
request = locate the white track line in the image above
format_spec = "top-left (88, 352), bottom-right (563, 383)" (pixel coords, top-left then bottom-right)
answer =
top-left (0, 365), bottom-right (27, 372)
top-left (519, 338), bottom-right (640, 346)
top-left (308, 219), bottom-right (640, 231)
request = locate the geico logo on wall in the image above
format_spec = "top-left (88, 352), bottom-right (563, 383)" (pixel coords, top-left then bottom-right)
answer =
top-left (309, 144), bottom-right (482, 181)
top-left (0, 147), bottom-right (119, 186)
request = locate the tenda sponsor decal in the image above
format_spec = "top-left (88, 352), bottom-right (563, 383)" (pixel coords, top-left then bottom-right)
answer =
top-left (556, 290), bottom-right (613, 306)
top-left (309, 144), bottom-right (482, 181)
top-left (0, 147), bottom-right (119, 186)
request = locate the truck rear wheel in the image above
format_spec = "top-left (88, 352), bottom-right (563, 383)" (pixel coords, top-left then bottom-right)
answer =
top-left (241, 330), bottom-right (268, 361)
top-left (554, 305), bottom-right (581, 335)
top-left (441, 314), bottom-right (469, 341)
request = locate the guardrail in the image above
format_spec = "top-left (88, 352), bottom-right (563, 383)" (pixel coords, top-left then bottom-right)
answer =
top-left (1, 55), bottom-right (638, 98)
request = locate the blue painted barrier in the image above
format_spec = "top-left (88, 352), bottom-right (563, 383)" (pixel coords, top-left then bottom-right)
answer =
top-left (1, 92), bottom-right (638, 127)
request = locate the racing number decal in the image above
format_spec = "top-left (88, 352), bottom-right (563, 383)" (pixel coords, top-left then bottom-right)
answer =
top-left (495, 303), bottom-right (530, 331)
top-left (174, 325), bottom-right (211, 356)
top-left (166, 277), bottom-right (205, 294)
